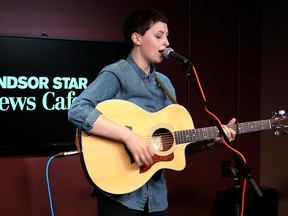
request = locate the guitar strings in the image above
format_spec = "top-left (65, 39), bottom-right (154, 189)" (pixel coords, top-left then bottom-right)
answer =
top-left (142, 129), bottom-right (221, 148)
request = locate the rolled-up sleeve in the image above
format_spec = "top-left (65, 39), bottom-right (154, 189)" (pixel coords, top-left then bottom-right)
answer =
top-left (68, 71), bottom-right (119, 133)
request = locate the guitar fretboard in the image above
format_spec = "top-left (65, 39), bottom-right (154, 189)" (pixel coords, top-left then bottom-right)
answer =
top-left (174, 119), bottom-right (272, 144)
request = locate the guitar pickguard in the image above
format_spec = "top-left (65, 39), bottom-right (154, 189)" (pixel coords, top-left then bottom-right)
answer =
top-left (140, 153), bottom-right (174, 173)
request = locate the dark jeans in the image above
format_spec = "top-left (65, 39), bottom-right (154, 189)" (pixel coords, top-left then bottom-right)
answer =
top-left (97, 193), bottom-right (169, 216)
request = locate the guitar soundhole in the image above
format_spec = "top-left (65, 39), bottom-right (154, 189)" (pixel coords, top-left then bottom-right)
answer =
top-left (139, 128), bottom-right (175, 174)
top-left (152, 128), bottom-right (173, 151)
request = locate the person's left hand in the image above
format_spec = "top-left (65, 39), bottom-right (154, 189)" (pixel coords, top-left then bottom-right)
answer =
top-left (215, 118), bottom-right (237, 143)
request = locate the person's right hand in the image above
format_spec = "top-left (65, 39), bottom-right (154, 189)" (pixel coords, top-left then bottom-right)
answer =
top-left (123, 131), bottom-right (155, 167)
top-left (90, 114), bottom-right (155, 167)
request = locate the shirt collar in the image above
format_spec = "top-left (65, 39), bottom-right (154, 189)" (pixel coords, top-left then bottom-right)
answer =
top-left (127, 54), bottom-right (156, 80)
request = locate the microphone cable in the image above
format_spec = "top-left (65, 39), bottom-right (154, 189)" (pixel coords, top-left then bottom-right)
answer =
top-left (190, 64), bottom-right (247, 216)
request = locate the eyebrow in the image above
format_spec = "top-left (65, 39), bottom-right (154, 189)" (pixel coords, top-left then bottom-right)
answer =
top-left (155, 30), bottom-right (169, 35)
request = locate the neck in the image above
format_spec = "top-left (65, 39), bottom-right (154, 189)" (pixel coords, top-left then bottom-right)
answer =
top-left (130, 51), bottom-right (151, 75)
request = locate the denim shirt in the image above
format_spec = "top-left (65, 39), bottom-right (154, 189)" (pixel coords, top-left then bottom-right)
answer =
top-left (68, 55), bottom-right (176, 212)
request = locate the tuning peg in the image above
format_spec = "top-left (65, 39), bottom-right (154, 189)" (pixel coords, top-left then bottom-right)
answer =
top-left (272, 109), bottom-right (287, 118)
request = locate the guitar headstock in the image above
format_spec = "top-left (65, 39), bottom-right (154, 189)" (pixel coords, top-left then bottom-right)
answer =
top-left (271, 110), bottom-right (288, 135)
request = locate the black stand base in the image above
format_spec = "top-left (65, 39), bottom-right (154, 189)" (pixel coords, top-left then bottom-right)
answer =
top-left (212, 186), bottom-right (278, 216)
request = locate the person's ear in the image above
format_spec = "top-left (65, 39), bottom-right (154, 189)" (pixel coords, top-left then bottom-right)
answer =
top-left (131, 32), bottom-right (141, 46)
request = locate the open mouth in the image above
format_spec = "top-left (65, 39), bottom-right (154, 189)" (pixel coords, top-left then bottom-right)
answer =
top-left (158, 50), bottom-right (165, 56)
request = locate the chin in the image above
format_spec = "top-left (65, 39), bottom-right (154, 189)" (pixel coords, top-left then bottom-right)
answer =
top-left (155, 58), bottom-right (163, 64)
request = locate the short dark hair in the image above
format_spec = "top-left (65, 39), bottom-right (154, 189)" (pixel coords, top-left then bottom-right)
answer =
top-left (123, 8), bottom-right (168, 48)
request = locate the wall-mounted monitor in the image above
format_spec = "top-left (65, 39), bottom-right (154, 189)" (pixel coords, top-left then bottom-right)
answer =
top-left (0, 34), bottom-right (130, 156)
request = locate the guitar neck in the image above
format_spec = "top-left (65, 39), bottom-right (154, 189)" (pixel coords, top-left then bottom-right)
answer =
top-left (175, 119), bottom-right (272, 144)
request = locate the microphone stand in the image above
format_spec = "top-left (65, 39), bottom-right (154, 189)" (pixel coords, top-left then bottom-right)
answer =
top-left (181, 62), bottom-right (263, 216)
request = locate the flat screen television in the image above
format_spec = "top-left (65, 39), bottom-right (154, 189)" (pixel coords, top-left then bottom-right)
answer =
top-left (0, 34), bottom-right (130, 156)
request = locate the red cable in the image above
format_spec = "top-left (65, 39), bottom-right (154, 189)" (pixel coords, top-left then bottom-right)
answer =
top-left (191, 65), bottom-right (247, 216)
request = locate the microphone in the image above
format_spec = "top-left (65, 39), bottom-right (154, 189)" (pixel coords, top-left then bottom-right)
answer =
top-left (55, 150), bottom-right (80, 158)
top-left (163, 47), bottom-right (193, 66)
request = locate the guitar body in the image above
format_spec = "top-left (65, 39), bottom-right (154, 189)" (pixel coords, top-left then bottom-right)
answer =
top-left (77, 100), bottom-right (287, 194)
top-left (78, 99), bottom-right (195, 194)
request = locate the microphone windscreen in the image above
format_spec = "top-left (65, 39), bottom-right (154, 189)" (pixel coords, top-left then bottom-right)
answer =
top-left (163, 47), bottom-right (174, 59)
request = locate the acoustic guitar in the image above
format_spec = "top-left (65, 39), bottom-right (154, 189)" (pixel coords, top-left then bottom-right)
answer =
top-left (75, 99), bottom-right (287, 194)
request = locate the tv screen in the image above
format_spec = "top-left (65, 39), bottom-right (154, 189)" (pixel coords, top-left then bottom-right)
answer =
top-left (0, 34), bottom-right (130, 156)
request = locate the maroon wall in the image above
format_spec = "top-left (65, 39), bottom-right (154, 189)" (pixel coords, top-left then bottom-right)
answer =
top-left (0, 0), bottom-right (262, 215)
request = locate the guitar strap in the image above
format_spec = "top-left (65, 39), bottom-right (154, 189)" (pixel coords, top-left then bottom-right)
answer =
top-left (155, 74), bottom-right (178, 104)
